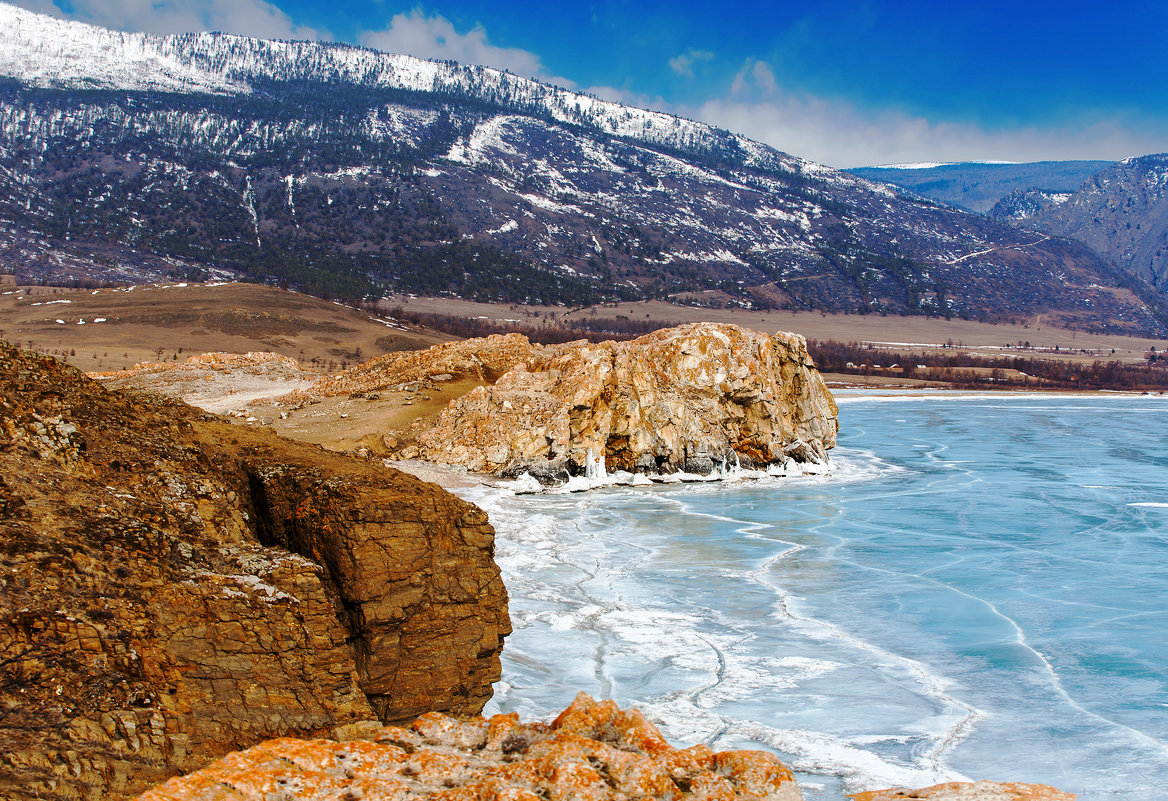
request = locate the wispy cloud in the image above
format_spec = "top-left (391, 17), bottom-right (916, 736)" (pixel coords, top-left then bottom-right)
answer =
top-left (668, 48), bottom-right (713, 79)
top-left (564, 54), bottom-right (1161, 168)
top-left (689, 90), bottom-right (1162, 167)
top-left (730, 59), bottom-right (775, 95)
top-left (360, 9), bottom-right (574, 86)
top-left (10, 0), bottom-right (322, 40)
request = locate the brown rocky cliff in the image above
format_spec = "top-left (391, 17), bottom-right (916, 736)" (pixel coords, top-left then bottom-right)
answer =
top-left (0, 342), bottom-right (509, 800)
top-left (244, 463), bottom-right (506, 723)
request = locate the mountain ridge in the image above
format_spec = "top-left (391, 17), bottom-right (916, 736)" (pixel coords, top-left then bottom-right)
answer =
top-left (848, 160), bottom-right (1113, 213)
top-left (0, 2), bottom-right (809, 176)
top-left (1, 3), bottom-right (1166, 336)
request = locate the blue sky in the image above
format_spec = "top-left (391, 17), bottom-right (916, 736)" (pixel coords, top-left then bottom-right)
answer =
top-left (14, 0), bottom-right (1168, 166)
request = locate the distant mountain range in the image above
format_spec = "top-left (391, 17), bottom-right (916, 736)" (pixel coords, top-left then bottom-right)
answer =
top-left (989, 155), bottom-right (1168, 292)
top-left (847, 161), bottom-right (1113, 214)
top-left (0, 4), bottom-right (1165, 335)
top-left (853, 157), bottom-right (1168, 306)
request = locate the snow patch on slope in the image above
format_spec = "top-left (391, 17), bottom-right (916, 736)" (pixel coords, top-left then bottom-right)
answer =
top-left (0, 4), bottom-right (244, 94)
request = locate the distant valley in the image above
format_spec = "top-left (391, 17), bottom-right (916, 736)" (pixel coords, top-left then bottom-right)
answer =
top-left (989, 155), bottom-right (1168, 293)
top-left (853, 157), bottom-right (1168, 310)
top-left (848, 160), bottom-right (1112, 213)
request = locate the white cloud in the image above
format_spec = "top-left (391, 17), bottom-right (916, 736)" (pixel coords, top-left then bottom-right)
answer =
top-left (678, 57), bottom-right (1162, 167)
top-left (668, 48), bottom-right (713, 79)
top-left (730, 59), bottom-right (776, 95)
top-left (689, 91), bottom-right (1165, 168)
top-left (10, 0), bottom-right (321, 40)
top-left (360, 10), bottom-right (573, 86)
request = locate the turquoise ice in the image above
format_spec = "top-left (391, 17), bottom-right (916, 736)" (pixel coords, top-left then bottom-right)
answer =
top-left (464, 393), bottom-right (1168, 800)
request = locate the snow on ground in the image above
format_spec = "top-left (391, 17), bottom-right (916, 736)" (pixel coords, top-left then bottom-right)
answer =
top-left (872, 162), bottom-right (956, 170)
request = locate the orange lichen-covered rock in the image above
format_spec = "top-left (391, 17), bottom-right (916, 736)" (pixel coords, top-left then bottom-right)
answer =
top-left (139, 693), bottom-right (804, 801)
top-left (848, 780), bottom-right (1076, 801)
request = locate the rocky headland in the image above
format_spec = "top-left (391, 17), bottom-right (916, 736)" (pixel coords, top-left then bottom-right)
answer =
top-left (292, 323), bottom-right (839, 483)
top-left (0, 342), bottom-right (509, 799)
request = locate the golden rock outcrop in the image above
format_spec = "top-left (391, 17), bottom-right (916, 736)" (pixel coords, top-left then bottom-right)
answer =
top-left (297, 323), bottom-right (839, 481)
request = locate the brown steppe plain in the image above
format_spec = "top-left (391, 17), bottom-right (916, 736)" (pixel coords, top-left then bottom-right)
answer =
top-left (380, 294), bottom-right (1168, 366)
top-left (0, 282), bottom-right (454, 373)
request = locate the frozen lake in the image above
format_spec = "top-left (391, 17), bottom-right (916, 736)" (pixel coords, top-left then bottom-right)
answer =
top-left (461, 393), bottom-right (1168, 799)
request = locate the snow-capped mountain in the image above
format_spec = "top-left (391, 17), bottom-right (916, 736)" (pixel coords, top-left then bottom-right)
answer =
top-left (0, 3), bottom-right (796, 173)
top-left (0, 3), bottom-right (1164, 334)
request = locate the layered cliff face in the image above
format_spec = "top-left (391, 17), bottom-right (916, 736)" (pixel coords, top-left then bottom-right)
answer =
top-left (422, 323), bottom-right (837, 477)
top-left (307, 323), bottom-right (838, 480)
top-left (140, 692), bottom-right (804, 801)
top-left (0, 342), bottom-right (509, 800)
